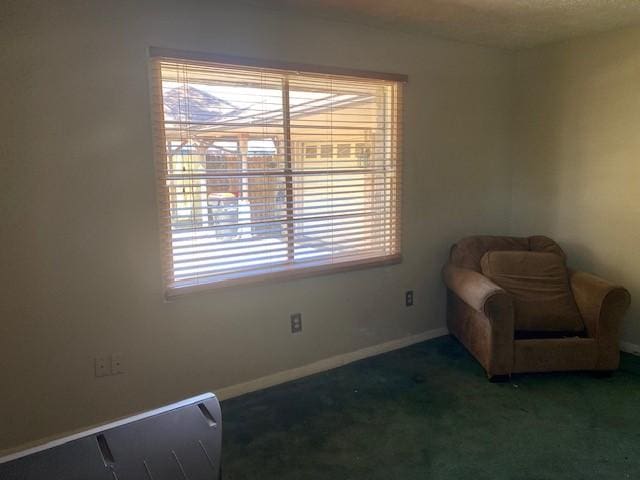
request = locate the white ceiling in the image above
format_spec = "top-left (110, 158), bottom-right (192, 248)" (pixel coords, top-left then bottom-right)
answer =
top-left (252, 0), bottom-right (640, 49)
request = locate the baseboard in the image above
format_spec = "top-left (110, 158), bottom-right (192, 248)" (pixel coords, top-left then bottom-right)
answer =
top-left (216, 327), bottom-right (449, 401)
top-left (620, 341), bottom-right (640, 356)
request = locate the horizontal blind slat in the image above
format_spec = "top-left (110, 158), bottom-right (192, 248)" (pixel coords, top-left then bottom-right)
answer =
top-left (168, 221), bottom-right (401, 248)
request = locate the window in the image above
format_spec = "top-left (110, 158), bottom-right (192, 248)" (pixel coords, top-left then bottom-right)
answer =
top-left (304, 145), bottom-right (318, 159)
top-left (355, 143), bottom-right (369, 167)
top-left (337, 143), bottom-right (351, 158)
top-left (150, 49), bottom-right (405, 296)
top-left (320, 144), bottom-right (333, 158)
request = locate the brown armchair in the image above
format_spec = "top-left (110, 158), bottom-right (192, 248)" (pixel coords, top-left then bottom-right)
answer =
top-left (443, 235), bottom-right (630, 379)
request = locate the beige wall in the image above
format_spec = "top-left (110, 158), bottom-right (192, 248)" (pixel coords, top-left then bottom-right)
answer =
top-left (0, 0), bottom-right (514, 450)
top-left (511, 26), bottom-right (640, 347)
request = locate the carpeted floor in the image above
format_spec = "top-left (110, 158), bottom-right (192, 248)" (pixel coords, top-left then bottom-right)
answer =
top-left (221, 335), bottom-right (640, 479)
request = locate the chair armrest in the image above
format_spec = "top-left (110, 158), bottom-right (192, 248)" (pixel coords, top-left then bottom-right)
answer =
top-left (442, 264), bottom-right (507, 316)
top-left (443, 263), bottom-right (514, 377)
top-left (569, 270), bottom-right (631, 340)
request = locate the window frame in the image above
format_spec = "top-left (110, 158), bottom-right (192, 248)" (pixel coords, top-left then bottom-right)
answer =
top-left (149, 48), bottom-right (406, 297)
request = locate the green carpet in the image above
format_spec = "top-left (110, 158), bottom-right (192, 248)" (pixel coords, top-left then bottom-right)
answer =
top-left (221, 336), bottom-right (640, 479)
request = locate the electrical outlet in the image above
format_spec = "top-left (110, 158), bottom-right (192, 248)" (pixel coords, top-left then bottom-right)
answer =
top-left (95, 356), bottom-right (109, 377)
top-left (405, 290), bottom-right (414, 307)
top-left (290, 313), bottom-right (302, 334)
top-left (111, 352), bottom-right (124, 375)
top-left (95, 353), bottom-right (125, 377)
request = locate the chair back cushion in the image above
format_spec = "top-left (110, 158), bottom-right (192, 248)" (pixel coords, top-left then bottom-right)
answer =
top-left (481, 250), bottom-right (584, 333)
top-left (450, 235), bottom-right (565, 272)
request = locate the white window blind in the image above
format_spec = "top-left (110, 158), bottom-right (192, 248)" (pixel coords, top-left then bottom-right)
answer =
top-left (150, 50), bottom-right (404, 296)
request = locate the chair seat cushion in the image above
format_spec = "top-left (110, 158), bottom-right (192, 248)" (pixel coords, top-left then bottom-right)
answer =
top-left (481, 250), bottom-right (584, 332)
